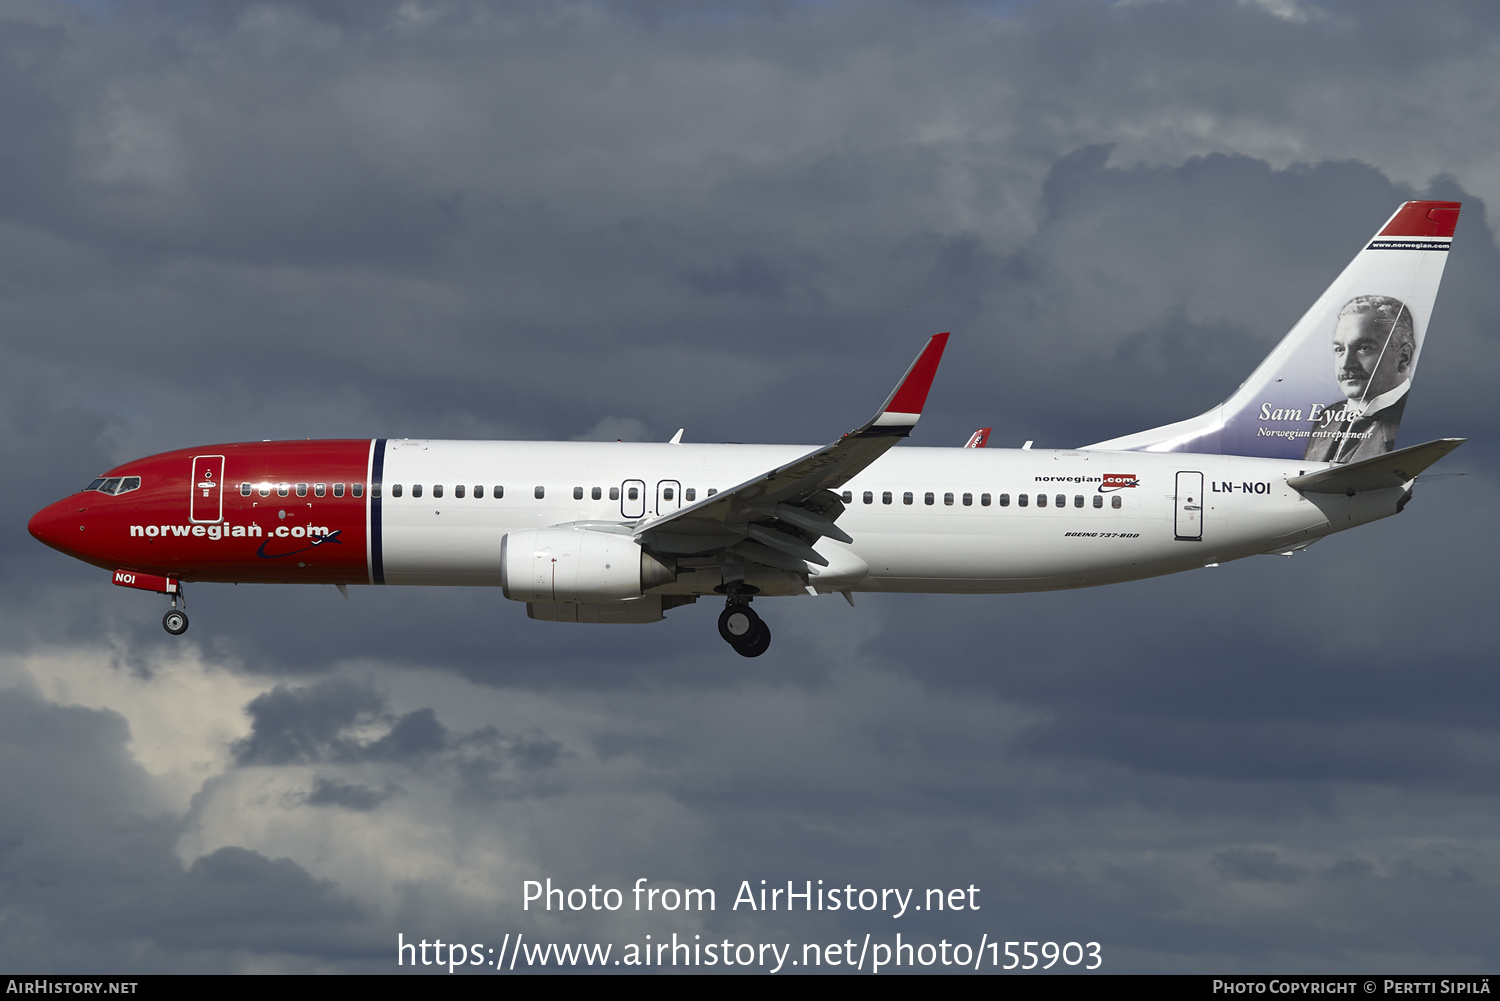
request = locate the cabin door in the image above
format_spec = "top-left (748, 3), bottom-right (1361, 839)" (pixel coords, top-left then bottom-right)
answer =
top-left (1174, 471), bottom-right (1203, 541)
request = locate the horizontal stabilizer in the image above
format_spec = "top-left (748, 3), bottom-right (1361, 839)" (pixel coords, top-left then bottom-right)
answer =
top-left (1287, 438), bottom-right (1465, 494)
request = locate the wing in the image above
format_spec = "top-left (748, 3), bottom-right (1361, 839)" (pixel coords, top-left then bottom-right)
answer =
top-left (632, 333), bottom-right (950, 578)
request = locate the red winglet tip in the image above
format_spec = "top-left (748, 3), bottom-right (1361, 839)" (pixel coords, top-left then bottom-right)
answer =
top-left (885, 332), bottom-right (950, 416)
top-left (1379, 200), bottom-right (1461, 239)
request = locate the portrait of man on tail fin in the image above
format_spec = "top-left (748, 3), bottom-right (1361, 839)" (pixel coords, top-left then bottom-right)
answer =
top-left (1304, 295), bottom-right (1415, 464)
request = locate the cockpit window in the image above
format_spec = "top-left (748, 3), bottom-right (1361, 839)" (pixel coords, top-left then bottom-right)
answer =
top-left (84, 476), bottom-right (141, 496)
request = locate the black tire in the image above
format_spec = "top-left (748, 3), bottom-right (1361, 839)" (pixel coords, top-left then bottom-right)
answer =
top-left (735, 620), bottom-right (771, 658)
top-left (718, 604), bottom-right (760, 644)
top-left (162, 609), bottom-right (189, 635)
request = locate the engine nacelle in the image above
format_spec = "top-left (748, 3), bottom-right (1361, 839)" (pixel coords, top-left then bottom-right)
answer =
top-left (500, 528), bottom-right (676, 603)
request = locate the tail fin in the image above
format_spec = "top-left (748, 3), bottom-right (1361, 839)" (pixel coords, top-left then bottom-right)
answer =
top-left (1085, 201), bottom-right (1460, 462)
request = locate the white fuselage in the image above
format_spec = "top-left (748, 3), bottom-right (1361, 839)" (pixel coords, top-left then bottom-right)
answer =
top-left (376, 439), bottom-right (1398, 594)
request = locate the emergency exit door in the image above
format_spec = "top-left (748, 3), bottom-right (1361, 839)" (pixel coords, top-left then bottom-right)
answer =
top-left (620, 479), bottom-right (646, 519)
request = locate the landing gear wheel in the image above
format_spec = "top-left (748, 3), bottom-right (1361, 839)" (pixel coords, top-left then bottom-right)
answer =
top-left (718, 604), bottom-right (760, 644)
top-left (736, 619), bottom-right (771, 658)
top-left (162, 609), bottom-right (189, 635)
top-left (718, 603), bottom-right (771, 657)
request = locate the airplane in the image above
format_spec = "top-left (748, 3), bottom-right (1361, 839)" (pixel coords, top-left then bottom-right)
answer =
top-left (28, 200), bottom-right (1466, 657)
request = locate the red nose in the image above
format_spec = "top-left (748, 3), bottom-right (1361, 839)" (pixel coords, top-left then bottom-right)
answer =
top-left (28, 498), bottom-right (80, 556)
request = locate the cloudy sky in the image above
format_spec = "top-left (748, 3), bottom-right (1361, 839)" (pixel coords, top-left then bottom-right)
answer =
top-left (4, 0), bottom-right (1499, 974)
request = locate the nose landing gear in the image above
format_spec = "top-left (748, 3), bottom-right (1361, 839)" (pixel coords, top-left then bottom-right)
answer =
top-left (718, 598), bottom-right (771, 657)
top-left (111, 570), bottom-right (189, 635)
top-left (162, 586), bottom-right (188, 635)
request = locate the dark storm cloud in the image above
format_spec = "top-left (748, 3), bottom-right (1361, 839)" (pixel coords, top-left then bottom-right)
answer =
top-left (234, 676), bottom-right (566, 801)
top-left (0, 684), bottom-right (377, 970)
top-left (0, 0), bottom-right (1494, 462)
top-left (153, 847), bottom-right (368, 953)
top-left (301, 775), bottom-right (397, 811)
top-left (233, 677), bottom-right (386, 765)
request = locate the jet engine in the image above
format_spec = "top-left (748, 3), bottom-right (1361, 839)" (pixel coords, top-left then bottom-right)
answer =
top-left (500, 528), bottom-right (676, 603)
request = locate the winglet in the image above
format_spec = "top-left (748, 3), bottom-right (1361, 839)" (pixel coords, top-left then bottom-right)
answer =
top-left (964, 427), bottom-right (991, 448)
top-left (864, 332), bottom-right (950, 435)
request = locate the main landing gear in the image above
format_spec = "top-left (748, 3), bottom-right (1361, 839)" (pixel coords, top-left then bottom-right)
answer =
top-left (718, 597), bottom-right (771, 658)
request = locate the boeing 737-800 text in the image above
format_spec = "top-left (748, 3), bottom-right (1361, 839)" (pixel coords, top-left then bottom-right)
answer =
top-left (29, 201), bottom-right (1466, 656)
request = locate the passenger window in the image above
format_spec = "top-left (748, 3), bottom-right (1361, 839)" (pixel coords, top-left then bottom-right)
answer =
top-left (314, 483), bottom-right (326, 497)
top-left (277, 482), bottom-right (289, 497)
top-left (392, 484), bottom-right (403, 498)
top-left (707, 488), bottom-right (718, 496)
top-left (1074, 495), bottom-right (1084, 508)
top-left (924, 492), bottom-right (934, 505)
top-left (296, 483), bottom-right (308, 497)
top-left (627, 487), bottom-right (638, 501)
top-left (333, 483), bottom-right (345, 497)
top-left (593, 487), bottom-right (603, 500)
top-left (944, 492), bottom-right (955, 506)
top-left (473, 485), bottom-right (484, 498)
top-left (413, 484), bottom-right (423, 498)
top-left (663, 487), bottom-right (674, 501)
top-left (1018, 494), bottom-right (1029, 507)
top-left (882, 491), bottom-right (892, 505)
top-left (903, 492), bottom-right (914, 505)
top-left (997, 493), bottom-right (1007, 507)
top-left (1093, 495), bottom-right (1102, 508)
top-left (609, 487), bottom-right (620, 501)
top-left (455, 484), bottom-right (465, 498)
top-left (574, 487), bottom-right (584, 500)
top-left (240, 483), bottom-right (252, 497)
top-left (259, 483), bottom-right (271, 497)
top-left (981, 493), bottom-right (991, 507)
top-left (863, 491), bottom-right (874, 505)
top-left (841, 490), bottom-right (852, 503)
top-left (535, 486), bottom-right (545, 499)
top-left (433, 484), bottom-right (443, 498)
top-left (685, 488), bottom-right (695, 502)
top-left (494, 486), bottom-right (504, 499)
top-left (1111, 495), bottom-right (1122, 509)
top-left (1056, 494), bottom-right (1065, 508)
top-left (961, 493), bottom-right (971, 506)
top-left (353, 483), bottom-right (364, 498)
